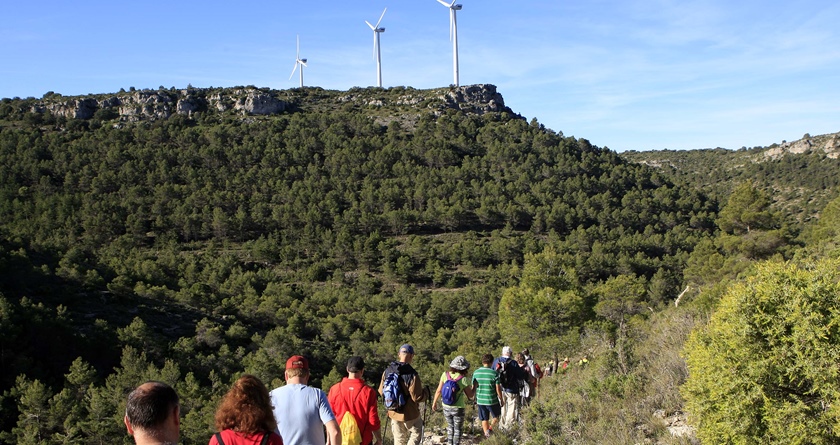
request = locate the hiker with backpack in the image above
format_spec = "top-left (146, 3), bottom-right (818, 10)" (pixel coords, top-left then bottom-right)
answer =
top-left (431, 356), bottom-right (475, 445)
top-left (516, 353), bottom-right (537, 407)
top-left (378, 344), bottom-right (427, 445)
top-left (328, 356), bottom-right (382, 445)
top-left (209, 375), bottom-right (284, 445)
top-left (491, 346), bottom-right (528, 430)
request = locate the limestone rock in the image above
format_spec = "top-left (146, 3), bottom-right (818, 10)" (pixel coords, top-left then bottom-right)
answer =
top-left (232, 92), bottom-right (285, 115)
top-left (177, 97), bottom-right (206, 115)
top-left (442, 84), bottom-right (512, 115)
top-left (44, 98), bottom-right (98, 119)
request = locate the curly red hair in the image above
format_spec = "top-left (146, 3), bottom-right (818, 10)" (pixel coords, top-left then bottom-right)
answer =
top-left (214, 374), bottom-right (277, 433)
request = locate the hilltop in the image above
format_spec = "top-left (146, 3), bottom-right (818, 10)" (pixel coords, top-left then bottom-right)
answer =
top-left (5, 84), bottom-right (515, 128)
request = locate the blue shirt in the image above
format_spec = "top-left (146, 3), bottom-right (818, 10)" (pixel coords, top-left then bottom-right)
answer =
top-left (270, 383), bottom-right (336, 445)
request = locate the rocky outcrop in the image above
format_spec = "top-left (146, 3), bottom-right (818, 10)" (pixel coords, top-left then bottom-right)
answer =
top-left (31, 84), bottom-right (512, 124)
top-left (36, 88), bottom-right (288, 122)
top-left (442, 84), bottom-right (512, 115)
top-left (232, 91), bottom-right (285, 115)
top-left (116, 91), bottom-right (175, 121)
top-left (40, 98), bottom-right (98, 119)
top-left (764, 132), bottom-right (840, 160)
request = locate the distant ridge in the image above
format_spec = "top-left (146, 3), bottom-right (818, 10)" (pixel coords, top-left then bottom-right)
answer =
top-left (621, 131), bottom-right (840, 224)
top-left (16, 84), bottom-right (517, 124)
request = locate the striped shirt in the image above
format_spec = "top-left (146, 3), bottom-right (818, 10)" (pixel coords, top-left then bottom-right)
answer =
top-left (471, 366), bottom-right (500, 406)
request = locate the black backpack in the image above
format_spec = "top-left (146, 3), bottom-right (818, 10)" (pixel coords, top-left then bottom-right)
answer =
top-left (496, 357), bottom-right (518, 391)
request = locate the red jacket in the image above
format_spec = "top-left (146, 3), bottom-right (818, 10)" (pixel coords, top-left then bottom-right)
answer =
top-left (208, 430), bottom-right (283, 445)
top-left (328, 378), bottom-right (381, 445)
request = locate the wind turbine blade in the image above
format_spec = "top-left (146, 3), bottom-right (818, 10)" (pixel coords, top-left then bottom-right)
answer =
top-left (449, 0), bottom-right (457, 6)
top-left (375, 7), bottom-right (387, 28)
top-left (289, 62), bottom-right (298, 80)
top-left (365, 20), bottom-right (375, 31)
top-left (300, 61), bottom-right (307, 67)
top-left (296, 35), bottom-right (300, 58)
top-left (436, 0), bottom-right (450, 7)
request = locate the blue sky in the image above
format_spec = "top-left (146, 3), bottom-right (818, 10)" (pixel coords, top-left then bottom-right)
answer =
top-left (2, 0), bottom-right (839, 151)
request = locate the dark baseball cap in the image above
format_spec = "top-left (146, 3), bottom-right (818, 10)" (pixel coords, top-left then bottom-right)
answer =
top-left (399, 344), bottom-right (415, 354)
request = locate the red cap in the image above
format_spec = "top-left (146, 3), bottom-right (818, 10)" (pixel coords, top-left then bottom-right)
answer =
top-left (286, 355), bottom-right (309, 370)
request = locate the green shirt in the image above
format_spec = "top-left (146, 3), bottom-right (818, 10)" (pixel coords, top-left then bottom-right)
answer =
top-left (471, 366), bottom-right (500, 406)
top-left (439, 371), bottom-right (469, 407)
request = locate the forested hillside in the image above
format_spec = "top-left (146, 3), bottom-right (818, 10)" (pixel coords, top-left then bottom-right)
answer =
top-left (621, 132), bottom-right (840, 226)
top-left (2, 85), bottom-right (838, 444)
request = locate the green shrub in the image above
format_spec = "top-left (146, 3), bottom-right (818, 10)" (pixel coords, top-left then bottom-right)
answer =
top-left (682, 259), bottom-right (840, 444)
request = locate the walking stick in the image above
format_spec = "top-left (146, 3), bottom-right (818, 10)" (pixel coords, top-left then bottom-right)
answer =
top-left (419, 385), bottom-right (431, 445)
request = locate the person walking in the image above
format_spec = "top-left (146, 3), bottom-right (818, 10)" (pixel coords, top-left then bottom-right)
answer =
top-left (379, 344), bottom-right (426, 445)
top-left (471, 354), bottom-right (504, 438)
top-left (209, 374), bottom-right (283, 445)
top-left (270, 355), bottom-right (341, 445)
top-left (491, 346), bottom-right (527, 430)
top-left (328, 356), bottom-right (382, 445)
top-left (516, 353), bottom-right (537, 407)
top-left (431, 356), bottom-right (475, 445)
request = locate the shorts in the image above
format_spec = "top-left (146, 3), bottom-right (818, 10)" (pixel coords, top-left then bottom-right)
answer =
top-left (477, 404), bottom-right (501, 421)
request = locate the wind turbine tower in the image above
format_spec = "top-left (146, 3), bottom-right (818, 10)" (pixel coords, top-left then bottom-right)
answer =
top-left (366, 8), bottom-right (387, 88)
top-left (437, 0), bottom-right (463, 87)
top-left (289, 35), bottom-right (308, 88)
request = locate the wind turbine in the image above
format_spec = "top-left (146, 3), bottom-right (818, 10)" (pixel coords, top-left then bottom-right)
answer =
top-left (289, 35), bottom-right (307, 88)
top-left (365, 7), bottom-right (387, 88)
top-left (437, 0), bottom-right (462, 87)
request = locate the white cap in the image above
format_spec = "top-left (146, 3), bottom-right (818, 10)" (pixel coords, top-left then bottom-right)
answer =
top-left (502, 346), bottom-right (512, 356)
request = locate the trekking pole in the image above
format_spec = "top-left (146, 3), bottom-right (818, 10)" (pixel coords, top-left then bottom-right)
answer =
top-left (419, 402), bottom-right (426, 445)
top-left (419, 385), bottom-right (431, 445)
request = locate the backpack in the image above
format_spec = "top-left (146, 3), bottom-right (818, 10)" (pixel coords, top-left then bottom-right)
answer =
top-left (441, 371), bottom-right (464, 406)
top-left (495, 357), bottom-right (517, 390)
top-left (382, 361), bottom-right (406, 412)
top-left (534, 362), bottom-right (543, 378)
top-left (339, 411), bottom-right (363, 445)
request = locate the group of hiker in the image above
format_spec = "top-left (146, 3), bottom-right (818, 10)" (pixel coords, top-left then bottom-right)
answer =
top-left (123, 344), bottom-right (543, 445)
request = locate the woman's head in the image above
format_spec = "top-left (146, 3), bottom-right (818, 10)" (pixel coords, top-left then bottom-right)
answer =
top-left (214, 374), bottom-right (277, 434)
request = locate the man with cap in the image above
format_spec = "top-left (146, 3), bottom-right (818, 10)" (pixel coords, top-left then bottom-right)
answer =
top-left (124, 381), bottom-right (180, 445)
top-left (328, 356), bottom-right (382, 445)
top-left (491, 346), bottom-right (527, 430)
top-left (270, 355), bottom-right (341, 445)
top-left (379, 344), bottom-right (427, 445)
